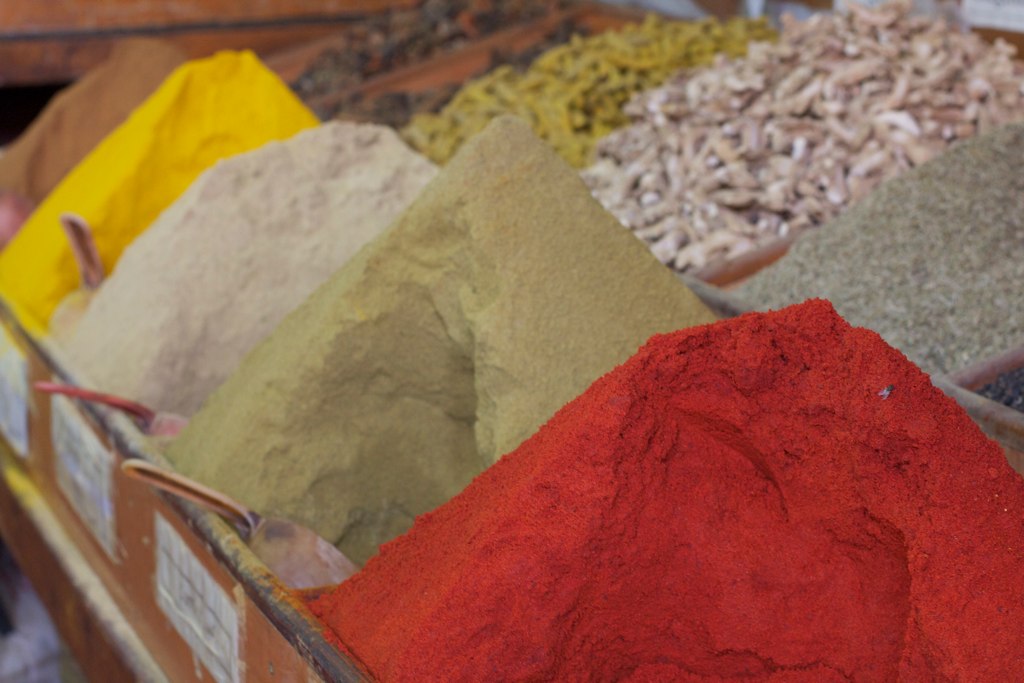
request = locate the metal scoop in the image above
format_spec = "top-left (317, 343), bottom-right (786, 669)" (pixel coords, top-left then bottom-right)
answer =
top-left (61, 212), bottom-right (104, 289)
top-left (33, 383), bottom-right (356, 587)
top-left (121, 459), bottom-right (358, 589)
top-left (33, 382), bottom-right (187, 437)
top-left (50, 213), bottom-right (104, 339)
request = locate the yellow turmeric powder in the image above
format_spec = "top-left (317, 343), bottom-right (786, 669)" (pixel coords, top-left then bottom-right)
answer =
top-left (402, 15), bottom-right (775, 168)
top-left (0, 50), bottom-right (318, 332)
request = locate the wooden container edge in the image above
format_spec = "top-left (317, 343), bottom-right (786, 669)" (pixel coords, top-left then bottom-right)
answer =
top-left (0, 298), bottom-right (369, 683)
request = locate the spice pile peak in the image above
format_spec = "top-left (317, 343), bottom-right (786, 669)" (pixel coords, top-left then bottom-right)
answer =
top-left (167, 116), bottom-right (715, 564)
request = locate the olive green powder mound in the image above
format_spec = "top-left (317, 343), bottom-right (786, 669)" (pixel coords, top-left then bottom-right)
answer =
top-left (167, 116), bottom-right (715, 564)
top-left (738, 122), bottom-right (1024, 375)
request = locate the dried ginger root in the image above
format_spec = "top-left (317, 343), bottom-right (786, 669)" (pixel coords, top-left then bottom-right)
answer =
top-left (583, 0), bottom-right (1024, 274)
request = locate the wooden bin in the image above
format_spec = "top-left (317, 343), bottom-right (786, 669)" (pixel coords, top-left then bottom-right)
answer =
top-left (690, 233), bottom-right (798, 289)
top-left (0, 299), bottom-right (366, 682)
top-left (937, 345), bottom-right (1024, 474)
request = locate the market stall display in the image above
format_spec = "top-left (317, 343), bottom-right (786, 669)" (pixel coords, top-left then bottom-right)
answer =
top-left (166, 116), bottom-right (715, 565)
top-left (311, 299), bottom-right (1024, 681)
top-left (0, 2), bottom-right (1023, 681)
top-left (584, 0), bottom-right (1024, 275)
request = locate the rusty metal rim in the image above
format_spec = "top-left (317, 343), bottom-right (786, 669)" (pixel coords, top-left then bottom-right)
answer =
top-left (947, 343), bottom-right (1024, 392)
top-left (940, 343), bottom-right (1024, 457)
top-left (932, 375), bottom-right (1024, 456)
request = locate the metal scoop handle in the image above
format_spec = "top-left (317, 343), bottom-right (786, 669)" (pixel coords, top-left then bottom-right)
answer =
top-left (34, 381), bottom-right (156, 430)
top-left (121, 459), bottom-right (260, 537)
top-left (59, 213), bottom-right (104, 290)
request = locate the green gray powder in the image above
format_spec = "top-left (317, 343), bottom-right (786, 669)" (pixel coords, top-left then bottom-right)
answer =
top-left (738, 122), bottom-right (1024, 375)
top-left (167, 116), bottom-right (716, 564)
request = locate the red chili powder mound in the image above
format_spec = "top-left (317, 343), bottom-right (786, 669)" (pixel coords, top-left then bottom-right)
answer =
top-left (309, 299), bottom-right (1024, 681)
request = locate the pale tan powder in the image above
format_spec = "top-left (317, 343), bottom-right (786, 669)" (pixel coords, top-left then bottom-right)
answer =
top-left (62, 122), bottom-right (436, 416)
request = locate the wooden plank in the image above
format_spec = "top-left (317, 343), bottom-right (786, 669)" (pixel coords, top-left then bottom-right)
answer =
top-left (0, 446), bottom-right (166, 682)
top-left (262, 30), bottom-right (367, 86)
top-left (263, 11), bottom-right (531, 88)
top-left (0, 22), bottom-right (385, 86)
top-left (0, 1), bottom-right (416, 31)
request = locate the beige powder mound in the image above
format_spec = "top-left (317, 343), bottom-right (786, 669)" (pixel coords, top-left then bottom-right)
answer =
top-left (62, 122), bottom-right (436, 416)
top-left (167, 116), bottom-right (716, 565)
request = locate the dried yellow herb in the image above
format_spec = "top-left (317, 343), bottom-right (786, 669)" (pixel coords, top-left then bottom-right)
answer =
top-left (402, 15), bottom-right (775, 167)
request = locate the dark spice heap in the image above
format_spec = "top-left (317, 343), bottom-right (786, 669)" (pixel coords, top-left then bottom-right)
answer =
top-left (166, 117), bottom-right (714, 565)
top-left (334, 17), bottom-right (591, 129)
top-left (292, 0), bottom-right (569, 118)
top-left (335, 86), bottom-right (462, 129)
top-left (739, 122), bottom-right (1024, 375)
top-left (311, 299), bottom-right (1024, 681)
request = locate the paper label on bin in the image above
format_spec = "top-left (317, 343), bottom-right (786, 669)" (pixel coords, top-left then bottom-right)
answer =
top-left (50, 395), bottom-right (117, 559)
top-left (963, 0), bottom-right (1024, 31)
top-left (155, 513), bottom-right (239, 683)
top-left (0, 326), bottom-right (28, 458)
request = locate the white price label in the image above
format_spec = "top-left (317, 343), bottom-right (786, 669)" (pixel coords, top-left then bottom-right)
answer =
top-left (50, 395), bottom-right (117, 559)
top-left (964, 0), bottom-right (1024, 31)
top-left (155, 514), bottom-right (239, 683)
top-left (0, 326), bottom-right (28, 458)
